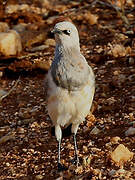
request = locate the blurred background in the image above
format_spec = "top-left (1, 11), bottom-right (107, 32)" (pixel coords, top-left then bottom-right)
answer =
top-left (0, 0), bottom-right (135, 179)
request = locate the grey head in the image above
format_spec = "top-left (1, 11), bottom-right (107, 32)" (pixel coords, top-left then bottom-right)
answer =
top-left (51, 21), bottom-right (90, 91)
top-left (52, 21), bottom-right (80, 52)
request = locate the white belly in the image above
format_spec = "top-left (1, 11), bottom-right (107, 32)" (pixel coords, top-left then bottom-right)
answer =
top-left (47, 70), bottom-right (95, 127)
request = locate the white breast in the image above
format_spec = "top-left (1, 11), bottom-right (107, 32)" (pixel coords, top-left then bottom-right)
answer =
top-left (47, 67), bottom-right (95, 128)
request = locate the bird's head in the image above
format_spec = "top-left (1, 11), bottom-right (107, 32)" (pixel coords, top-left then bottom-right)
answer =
top-left (52, 21), bottom-right (80, 51)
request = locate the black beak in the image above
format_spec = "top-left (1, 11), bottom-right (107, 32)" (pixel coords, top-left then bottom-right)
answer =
top-left (51, 29), bottom-right (62, 34)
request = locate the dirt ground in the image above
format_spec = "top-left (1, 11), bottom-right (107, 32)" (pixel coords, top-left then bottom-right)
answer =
top-left (0, 0), bottom-right (135, 179)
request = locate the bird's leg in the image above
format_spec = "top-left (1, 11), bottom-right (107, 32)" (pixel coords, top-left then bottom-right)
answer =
top-left (55, 125), bottom-right (67, 172)
top-left (58, 139), bottom-right (61, 164)
top-left (57, 139), bottom-right (68, 172)
top-left (71, 124), bottom-right (79, 166)
top-left (57, 139), bottom-right (62, 170)
top-left (73, 133), bottom-right (79, 166)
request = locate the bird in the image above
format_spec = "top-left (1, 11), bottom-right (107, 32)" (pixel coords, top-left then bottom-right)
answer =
top-left (46, 21), bottom-right (95, 171)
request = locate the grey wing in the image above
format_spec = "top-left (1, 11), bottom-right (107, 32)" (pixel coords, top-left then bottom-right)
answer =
top-left (44, 74), bottom-right (49, 100)
top-left (88, 65), bottom-right (95, 88)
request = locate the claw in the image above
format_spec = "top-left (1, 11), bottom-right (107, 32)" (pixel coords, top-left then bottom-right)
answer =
top-left (58, 163), bottom-right (68, 172)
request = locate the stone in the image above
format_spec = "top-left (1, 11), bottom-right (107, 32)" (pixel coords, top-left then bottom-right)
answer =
top-left (0, 71), bottom-right (3, 77)
top-left (0, 89), bottom-right (7, 98)
top-left (110, 136), bottom-right (121, 144)
top-left (90, 126), bottom-right (101, 135)
top-left (125, 127), bottom-right (135, 136)
top-left (0, 22), bottom-right (9, 32)
top-left (0, 30), bottom-right (22, 57)
top-left (110, 144), bottom-right (134, 166)
top-left (108, 169), bottom-right (116, 177)
top-left (13, 23), bottom-right (27, 33)
top-left (5, 4), bottom-right (19, 14)
top-left (5, 4), bottom-right (29, 14)
top-left (35, 175), bottom-right (44, 180)
top-left (45, 39), bottom-right (55, 46)
top-left (108, 44), bottom-right (126, 57)
top-left (129, 57), bottom-right (135, 65)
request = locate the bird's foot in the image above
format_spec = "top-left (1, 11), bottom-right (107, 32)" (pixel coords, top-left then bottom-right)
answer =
top-left (71, 155), bottom-right (79, 166)
top-left (58, 163), bottom-right (67, 172)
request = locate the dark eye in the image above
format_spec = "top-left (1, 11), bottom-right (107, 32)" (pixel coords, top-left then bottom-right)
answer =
top-left (62, 30), bottom-right (71, 35)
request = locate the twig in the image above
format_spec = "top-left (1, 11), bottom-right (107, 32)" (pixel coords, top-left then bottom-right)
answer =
top-left (96, 0), bottom-right (121, 11)
top-left (0, 126), bottom-right (10, 136)
top-left (0, 77), bottom-right (20, 102)
top-left (18, 52), bottom-right (40, 59)
top-left (58, 0), bottom-right (129, 27)
top-left (59, 0), bottom-right (121, 17)
top-left (107, 0), bottom-right (130, 26)
top-left (18, 52), bottom-right (51, 60)
top-left (0, 130), bottom-right (15, 144)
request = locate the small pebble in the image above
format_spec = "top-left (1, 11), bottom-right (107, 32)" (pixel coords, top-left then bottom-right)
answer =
top-left (125, 127), bottom-right (135, 136)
